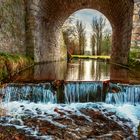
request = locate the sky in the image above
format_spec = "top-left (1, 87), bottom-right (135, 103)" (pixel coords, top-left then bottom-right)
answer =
top-left (73, 9), bottom-right (112, 33)
top-left (67, 9), bottom-right (112, 50)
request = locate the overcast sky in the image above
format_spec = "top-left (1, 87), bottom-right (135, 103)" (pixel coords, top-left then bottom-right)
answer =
top-left (73, 9), bottom-right (112, 33)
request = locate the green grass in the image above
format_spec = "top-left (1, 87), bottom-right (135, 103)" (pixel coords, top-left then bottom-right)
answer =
top-left (71, 55), bottom-right (110, 59)
top-left (0, 52), bottom-right (34, 81)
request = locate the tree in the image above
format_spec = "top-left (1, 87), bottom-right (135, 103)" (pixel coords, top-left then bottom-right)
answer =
top-left (101, 31), bottom-right (112, 55)
top-left (62, 15), bottom-right (79, 55)
top-left (62, 17), bottom-right (86, 56)
top-left (76, 20), bottom-right (86, 55)
top-left (91, 34), bottom-right (96, 55)
top-left (91, 16), bottom-right (106, 55)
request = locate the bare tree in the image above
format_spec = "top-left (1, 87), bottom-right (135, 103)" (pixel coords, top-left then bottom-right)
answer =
top-left (76, 20), bottom-right (86, 55)
top-left (62, 15), bottom-right (78, 56)
top-left (91, 16), bottom-right (106, 55)
top-left (91, 34), bottom-right (96, 55)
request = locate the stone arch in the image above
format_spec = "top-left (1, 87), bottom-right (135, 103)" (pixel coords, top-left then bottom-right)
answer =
top-left (26, 0), bottom-right (134, 65)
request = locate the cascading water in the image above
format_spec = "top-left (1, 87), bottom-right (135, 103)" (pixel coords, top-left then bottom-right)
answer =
top-left (2, 82), bottom-right (140, 105)
top-left (0, 82), bottom-right (140, 139)
top-left (105, 83), bottom-right (140, 105)
top-left (64, 82), bottom-right (103, 103)
top-left (2, 83), bottom-right (57, 104)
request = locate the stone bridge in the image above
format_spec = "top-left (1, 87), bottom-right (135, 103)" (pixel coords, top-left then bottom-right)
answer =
top-left (0, 0), bottom-right (139, 65)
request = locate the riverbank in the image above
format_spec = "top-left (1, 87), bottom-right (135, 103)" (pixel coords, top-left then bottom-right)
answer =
top-left (71, 55), bottom-right (140, 69)
top-left (71, 55), bottom-right (110, 60)
top-left (0, 53), bottom-right (33, 82)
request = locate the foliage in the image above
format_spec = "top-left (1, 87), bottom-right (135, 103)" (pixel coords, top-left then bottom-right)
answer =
top-left (128, 47), bottom-right (140, 67)
top-left (129, 48), bottom-right (140, 59)
top-left (101, 32), bottom-right (111, 55)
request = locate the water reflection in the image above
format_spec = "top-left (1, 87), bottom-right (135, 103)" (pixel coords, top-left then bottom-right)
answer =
top-left (66, 59), bottom-right (110, 81)
top-left (11, 59), bottom-right (140, 83)
top-left (34, 61), bottom-right (67, 81)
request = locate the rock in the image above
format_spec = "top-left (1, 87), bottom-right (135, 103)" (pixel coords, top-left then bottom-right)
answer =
top-left (0, 108), bottom-right (135, 139)
top-left (9, 119), bottom-right (22, 125)
top-left (35, 108), bottom-right (42, 115)
top-left (138, 123), bottom-right (140, 139)
top-left (24, 109), bottom-right (34, 116)
top-left (54, 108), bottom-right (65, 116)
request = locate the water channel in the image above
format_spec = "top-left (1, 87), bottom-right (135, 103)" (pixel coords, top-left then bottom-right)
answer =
top-left (0, 59), bottom-right (140, 139)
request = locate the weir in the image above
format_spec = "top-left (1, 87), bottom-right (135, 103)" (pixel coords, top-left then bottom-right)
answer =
top-left (2, 83), bottom-right (56, 104)
top-left (64, 82), bottom-right (103, 103)
top-left (1, 82), bottom-right (140, 105)
top-left (106, 84), bottom-right (140, 105)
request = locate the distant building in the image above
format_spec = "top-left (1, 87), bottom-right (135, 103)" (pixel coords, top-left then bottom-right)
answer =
top-left (131, 2), bottom-right (140, 47)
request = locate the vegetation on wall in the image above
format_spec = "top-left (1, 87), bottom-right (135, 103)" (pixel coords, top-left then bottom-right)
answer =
top-left (128, 47), bottom-right (140, 67)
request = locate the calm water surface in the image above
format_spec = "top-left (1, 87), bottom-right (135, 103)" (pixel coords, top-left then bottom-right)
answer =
top-left (12, 59), bottom-right (140, 83)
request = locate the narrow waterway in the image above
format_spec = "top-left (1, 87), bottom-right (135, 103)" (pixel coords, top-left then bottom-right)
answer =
top-left (11, 59), bottom-right (140, 83)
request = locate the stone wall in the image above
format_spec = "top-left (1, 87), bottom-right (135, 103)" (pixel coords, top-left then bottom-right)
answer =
top-left (132, 1), bottom-right (140, 47)
top-left (0, 0), bottom-right (26, 54)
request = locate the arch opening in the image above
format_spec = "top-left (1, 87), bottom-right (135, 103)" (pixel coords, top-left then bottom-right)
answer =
top-left (62, 9), bottom-right (112, 58)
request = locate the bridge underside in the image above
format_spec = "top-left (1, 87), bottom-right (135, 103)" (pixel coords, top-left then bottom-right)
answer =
top-left (26, 0), bottom-right (134, 65)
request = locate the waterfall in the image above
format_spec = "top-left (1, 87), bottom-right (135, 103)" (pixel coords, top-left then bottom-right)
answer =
top-left (64, 82), bottom-right (103, 103)
top-left (2, 83), bottom-right (57, 104)
top-left (105, 84), bottom-right (140, 105)
top-left (2, 82), bottom-right (140, 105)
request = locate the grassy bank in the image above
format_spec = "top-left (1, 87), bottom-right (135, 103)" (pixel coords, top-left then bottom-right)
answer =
top-left (128, 48), bottom-right (140, 68)
top-left (0, 52), bottom-right (33, 81)
top-left (71, 55), bottom-right (110, 60)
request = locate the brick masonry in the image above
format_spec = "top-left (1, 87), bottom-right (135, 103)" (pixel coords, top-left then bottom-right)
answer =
top-left (0, 0), bottom-right (137, 65)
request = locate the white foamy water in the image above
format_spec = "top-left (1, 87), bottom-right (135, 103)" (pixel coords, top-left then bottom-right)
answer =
top-left (1, 82), bottom-right (140, 138)
top-left (3, 101), bottom-right (140, 128)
